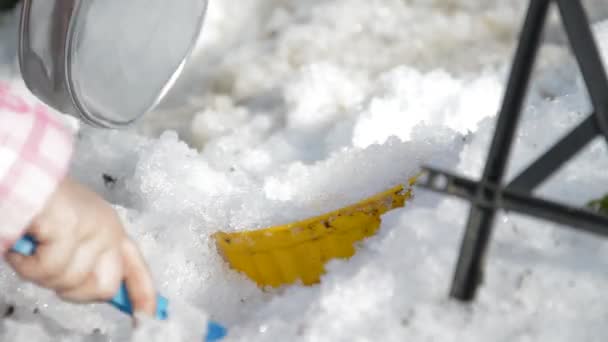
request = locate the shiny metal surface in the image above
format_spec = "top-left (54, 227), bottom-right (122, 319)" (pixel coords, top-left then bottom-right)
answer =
top-left (18, 0), bottom-right (207, 128)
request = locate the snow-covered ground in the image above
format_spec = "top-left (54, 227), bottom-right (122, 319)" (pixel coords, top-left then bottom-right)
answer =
top-left (2, 0), bottom-right (608, 341)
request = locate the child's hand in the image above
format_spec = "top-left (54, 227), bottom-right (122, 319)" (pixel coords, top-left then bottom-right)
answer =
top-left (6, 177), bottom-right (156, 316)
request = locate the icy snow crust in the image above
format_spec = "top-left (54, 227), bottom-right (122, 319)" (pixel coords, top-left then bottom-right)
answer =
top-left (2, 0), bottom-right (608, 341)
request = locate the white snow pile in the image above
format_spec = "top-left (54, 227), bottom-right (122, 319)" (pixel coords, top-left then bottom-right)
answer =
top-left (1, 1), bottom-right (608, 341)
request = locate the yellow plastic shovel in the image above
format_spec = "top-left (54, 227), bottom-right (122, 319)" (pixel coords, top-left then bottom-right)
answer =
top-left (213, 177), bottom-right (417, 287)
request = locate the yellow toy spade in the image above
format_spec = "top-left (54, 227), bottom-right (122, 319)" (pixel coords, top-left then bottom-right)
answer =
top-left (213, 177), bottom-right (417, 287)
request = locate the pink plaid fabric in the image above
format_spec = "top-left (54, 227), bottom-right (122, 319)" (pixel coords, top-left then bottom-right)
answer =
top-left (0, 82), bottom-right (74, 253)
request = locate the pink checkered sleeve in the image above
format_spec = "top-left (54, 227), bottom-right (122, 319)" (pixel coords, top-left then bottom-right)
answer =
top-left (0, 82), bottom-right (75, 254)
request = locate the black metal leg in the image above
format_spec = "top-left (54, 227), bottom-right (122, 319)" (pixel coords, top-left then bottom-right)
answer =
top-left (557, 0), bottom-right (608, 138)
top-left (507, 115), bottom-right (596, 192)
top-left (450, 0), bottom-right (551, 301)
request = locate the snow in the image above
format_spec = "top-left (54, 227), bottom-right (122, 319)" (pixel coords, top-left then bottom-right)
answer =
top-left (1, 0), bottom-right (608, 341)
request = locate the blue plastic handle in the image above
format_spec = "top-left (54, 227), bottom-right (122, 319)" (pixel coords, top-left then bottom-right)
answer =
top-left (11, 235), bottom-right (226, 341)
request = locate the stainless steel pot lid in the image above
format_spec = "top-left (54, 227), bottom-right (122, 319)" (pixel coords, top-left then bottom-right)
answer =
top-left (18, 0), bottom-right (208, 128)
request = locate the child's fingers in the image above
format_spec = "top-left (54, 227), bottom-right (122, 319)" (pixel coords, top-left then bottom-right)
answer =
top-left (6, 236), bottom-right (78, 284)
top-left (120, 238), bottom-right (156, 316)
top-left (8, 198), bottom-right (81, 284)
top-left (46, 239), bottom-right (108, 291)
top-left (57, 249), bottom-right (123, 302)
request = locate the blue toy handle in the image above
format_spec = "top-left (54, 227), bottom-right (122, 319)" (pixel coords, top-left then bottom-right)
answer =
top-left (11, 236), bottom-right (226, 341)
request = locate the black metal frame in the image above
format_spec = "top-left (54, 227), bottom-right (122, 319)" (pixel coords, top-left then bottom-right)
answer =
top-left (418, 0), bottom-right (608, 301)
